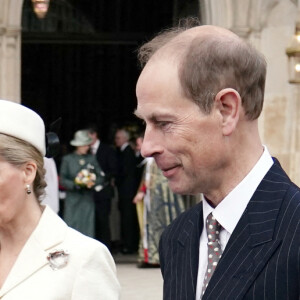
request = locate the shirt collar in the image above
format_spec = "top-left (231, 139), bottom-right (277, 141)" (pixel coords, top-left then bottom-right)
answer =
top-left (91, 139), bottom-right (100, 153)
top-left (203, 146), bottom-right (273, 234)
top-left (120, 142), bottom-right (129, 152)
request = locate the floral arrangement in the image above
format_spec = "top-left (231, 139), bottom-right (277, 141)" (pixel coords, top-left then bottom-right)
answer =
top-left (74, 163), bottom-right (96, 189)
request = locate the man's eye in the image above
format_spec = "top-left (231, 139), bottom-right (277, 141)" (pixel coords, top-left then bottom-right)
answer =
top-left (158, 121), bottom-right (170, 129)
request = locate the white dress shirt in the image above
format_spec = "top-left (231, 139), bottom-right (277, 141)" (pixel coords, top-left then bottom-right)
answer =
top-left (120, 142), bottom-right (129, 152)
top-left (91, 139), bottom-right (100, 155)
top-left (195, 146), bottom-right (274, 299)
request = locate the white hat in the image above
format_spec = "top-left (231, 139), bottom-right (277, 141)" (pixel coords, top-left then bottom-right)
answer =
top-left (0, 99), bottom-right (46, 156)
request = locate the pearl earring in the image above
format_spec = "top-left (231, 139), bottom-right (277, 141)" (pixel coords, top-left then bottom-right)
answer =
top-left (26, 184), bottom-right (32, 195)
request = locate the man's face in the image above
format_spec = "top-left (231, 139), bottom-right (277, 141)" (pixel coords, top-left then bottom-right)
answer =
top-left (114, 131), bottom-right (127, 148)
top-left (135, 59), bottom-right (226, 195)
top-left (88, 132), bottom-right (97, 145)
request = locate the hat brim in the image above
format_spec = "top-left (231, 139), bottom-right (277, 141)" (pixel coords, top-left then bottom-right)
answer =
top-left (0, 99), bottom-right (46, 156)
top-left (70, 140), bottom-right (92, 147)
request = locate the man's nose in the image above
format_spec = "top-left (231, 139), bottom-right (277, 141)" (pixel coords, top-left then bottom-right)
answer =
top-left (141, 127), bottom-right (163, 158)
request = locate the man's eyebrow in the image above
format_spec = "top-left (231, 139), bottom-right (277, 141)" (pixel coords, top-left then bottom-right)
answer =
top-left (134, 110), bottom-right (174, 122)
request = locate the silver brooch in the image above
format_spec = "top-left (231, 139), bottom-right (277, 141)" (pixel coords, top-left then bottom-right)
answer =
top-left (47, 250), bottom-right (69, 270)
top-left (79, 159), bottom-right (85, 166)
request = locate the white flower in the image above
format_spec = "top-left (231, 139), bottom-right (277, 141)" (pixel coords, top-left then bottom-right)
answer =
top-left (74, 166), bottom-right (97, 188)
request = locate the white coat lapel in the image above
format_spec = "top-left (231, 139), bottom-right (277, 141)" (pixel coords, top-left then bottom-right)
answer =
top-left (0, 206), bottom-right (67, 297)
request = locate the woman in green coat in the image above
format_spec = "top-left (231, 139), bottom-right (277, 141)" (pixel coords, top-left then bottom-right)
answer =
top-left (60, 130), bottom-right (104, 238)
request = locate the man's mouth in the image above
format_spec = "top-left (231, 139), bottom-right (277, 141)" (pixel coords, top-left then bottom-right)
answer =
top-left (161, 165), bottom-right (179, 178)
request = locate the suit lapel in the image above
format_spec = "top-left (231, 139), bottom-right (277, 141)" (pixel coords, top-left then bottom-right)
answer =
top-left (0, 206), bottom-right (67, 297)
top-left (177, 202), bottom-right (203, 299)
top-left (203, 162), bottom-right (290, 299)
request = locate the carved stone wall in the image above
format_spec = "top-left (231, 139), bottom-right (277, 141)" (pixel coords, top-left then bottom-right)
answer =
top-left (0, 0), bottom-right (23, 103)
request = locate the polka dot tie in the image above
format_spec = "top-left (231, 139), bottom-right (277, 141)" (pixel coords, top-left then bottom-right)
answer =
top-left (201, 213), bottom-right (222, 297)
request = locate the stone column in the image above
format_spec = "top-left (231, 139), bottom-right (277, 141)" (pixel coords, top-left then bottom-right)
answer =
top-left (0, 0), bottom-right (23, 103)
top-left (0, 27), bottom-right (21, 102)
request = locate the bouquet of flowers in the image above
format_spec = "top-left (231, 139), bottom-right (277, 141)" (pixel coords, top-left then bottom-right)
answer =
top-left (74, 164), bottom-right (96, 189)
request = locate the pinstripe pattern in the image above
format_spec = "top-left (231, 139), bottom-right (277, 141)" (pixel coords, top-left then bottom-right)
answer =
top-left (159, 159), bottom-right (300, 299)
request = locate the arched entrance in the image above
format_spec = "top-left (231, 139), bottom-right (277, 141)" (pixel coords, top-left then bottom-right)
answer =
top-left (20, 0), bottom-right (200, 146)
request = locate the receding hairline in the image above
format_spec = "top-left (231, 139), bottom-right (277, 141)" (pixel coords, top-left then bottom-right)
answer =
top-left (147, 25), bottom-right (241, 64)
top-left (138, 25), bottom-right (243, 89)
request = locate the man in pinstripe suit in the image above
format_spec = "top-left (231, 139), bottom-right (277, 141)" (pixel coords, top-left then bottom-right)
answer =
top-left (134, 20), bottom-right (300, 299)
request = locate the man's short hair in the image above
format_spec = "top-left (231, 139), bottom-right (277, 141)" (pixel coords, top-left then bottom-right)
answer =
top-left (137, 18), bottom-right (266, 120)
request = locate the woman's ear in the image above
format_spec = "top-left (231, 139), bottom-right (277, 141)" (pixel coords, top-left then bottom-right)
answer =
top-left (215, 88), bottom-right (241, 136)
top-left (23, 161), bottom-right (37, 185)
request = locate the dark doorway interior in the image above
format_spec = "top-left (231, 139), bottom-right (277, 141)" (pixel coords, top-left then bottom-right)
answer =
top-left (21, 0), bottom-right (199, 147)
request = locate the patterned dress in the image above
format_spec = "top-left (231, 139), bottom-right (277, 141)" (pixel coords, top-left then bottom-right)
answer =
top-left (136, 158), bottom-right (185, 264)
top-left (59, 152), bottom-right (104, 238)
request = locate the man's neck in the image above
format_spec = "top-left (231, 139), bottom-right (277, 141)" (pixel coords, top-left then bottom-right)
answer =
top-left (204, 143), bottom-right (265, 207)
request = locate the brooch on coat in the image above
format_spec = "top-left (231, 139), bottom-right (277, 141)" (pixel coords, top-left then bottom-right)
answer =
top-left (47, 250), bottom-right (69, 270)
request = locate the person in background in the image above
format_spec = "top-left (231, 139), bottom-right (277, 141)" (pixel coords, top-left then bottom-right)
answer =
top-left (41, 157), bottom-right (59, 213)
top-left (135, 20), bottom-right (300, 299)
top-left (114, 128), bottom-right (139, 254)
top-left (59, 130), bottom-right (104, 238)
top-left (0, 99), bottom-right (120, 299)
top-left (87, 126), bottom-right (118, 250)
top-left (133, 157), bottom-right (185, 268)
top-left (132, 132), bottom-right (146, 185)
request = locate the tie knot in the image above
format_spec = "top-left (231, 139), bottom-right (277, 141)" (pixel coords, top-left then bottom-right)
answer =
top-left (206, 213), bottom-right (221, 242)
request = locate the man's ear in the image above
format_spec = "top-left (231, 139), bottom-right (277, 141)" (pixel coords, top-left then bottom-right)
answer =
top-left (215, 88), bottom-right (241, 136)
top-left (23, 161), bottom-right (37, 185)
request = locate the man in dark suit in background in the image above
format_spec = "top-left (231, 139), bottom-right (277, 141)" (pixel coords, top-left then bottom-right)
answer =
top-left (87, 126), bottom-right (118, 250)
top-left (115, 128), bottom-right (139, 254)
top-left (134, 20), bottom-right (300, 299)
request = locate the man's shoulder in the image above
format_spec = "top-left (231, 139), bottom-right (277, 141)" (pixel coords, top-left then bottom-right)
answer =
top-left (162, 202), bottom-right (202, 239)
top-left (123, 144), bottom-right (134, 153)
top-left (267, 159), bottom-right (300, 203)
top-left (282, 180), bottom-right (300, 213)
top-left (122, 144), bottom-right (136, 159)
top-left (100, 142), bottom-right (114, 149)
top-left (96, 144), bottom-right (117, 165)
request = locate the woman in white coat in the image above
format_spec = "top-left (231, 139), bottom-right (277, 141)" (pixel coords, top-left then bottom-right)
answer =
top-left (0, 99), bottom-right (120, 299)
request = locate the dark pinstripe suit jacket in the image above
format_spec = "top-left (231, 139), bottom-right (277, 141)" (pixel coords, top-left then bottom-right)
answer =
top-left (159, 160), bottom-right (300, 299)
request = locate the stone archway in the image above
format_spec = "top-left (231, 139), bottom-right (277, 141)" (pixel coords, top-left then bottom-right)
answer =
top-left (0, 0), bottom-right (23, 102)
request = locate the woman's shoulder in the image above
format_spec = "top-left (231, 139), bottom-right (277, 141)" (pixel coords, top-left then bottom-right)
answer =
top-left (62, 152), bottom-right (77, 161)
top-left (65, 226), bottom-right (107, 253)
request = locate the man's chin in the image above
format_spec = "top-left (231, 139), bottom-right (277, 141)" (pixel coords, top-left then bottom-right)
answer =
top-left (167, 178), bottom-right (200, 195)
top-left (167, 180), bottom-right (187, 195)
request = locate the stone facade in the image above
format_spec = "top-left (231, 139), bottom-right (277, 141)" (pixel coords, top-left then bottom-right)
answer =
top-left (0, 0), bottom-right (22, 103)
top-left (1, 0), bottom-right (300, 183)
